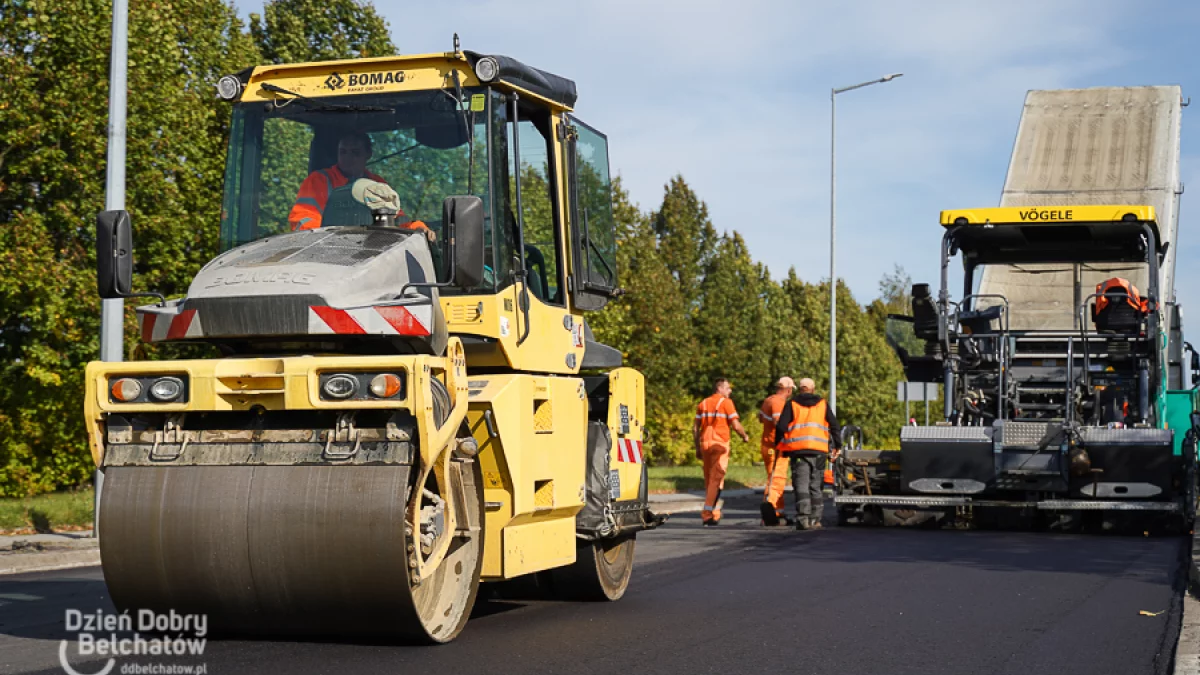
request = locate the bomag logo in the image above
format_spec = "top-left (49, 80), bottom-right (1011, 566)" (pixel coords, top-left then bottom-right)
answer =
top-left (346, 71), bottom-right (406, 87)
top-left (1018, 209), bottom-right (1074, 221)
top-left (324, 72), bottom-right (346, 90)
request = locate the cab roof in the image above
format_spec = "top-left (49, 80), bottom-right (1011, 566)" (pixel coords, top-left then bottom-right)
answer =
top-left (938, 205), bottom-right (1163, 265)
top-left (939, 205), bottom-right (1157, 226)
top-left (237, 50), bottom-right (578, 111)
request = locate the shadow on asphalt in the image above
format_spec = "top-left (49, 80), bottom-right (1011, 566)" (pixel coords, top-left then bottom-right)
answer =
top-left (0, 576), bottom-right (112, 641)
top-left (0, 572), bottom-right (537, 647)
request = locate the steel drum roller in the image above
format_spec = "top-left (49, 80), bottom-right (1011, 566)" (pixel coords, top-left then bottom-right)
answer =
top-left (99, 463), bottom-right (482, 642)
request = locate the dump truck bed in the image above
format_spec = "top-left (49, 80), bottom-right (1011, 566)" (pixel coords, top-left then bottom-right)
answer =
top-left (980, 86), bottom-right (1183, 329)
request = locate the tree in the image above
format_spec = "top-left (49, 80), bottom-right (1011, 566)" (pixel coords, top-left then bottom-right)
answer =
top-left (250, 0), bottom-right (394, 64)
top-left (587, 177), bottom-right (638, 350)
top-left (651, 176), bottom-right (717, 303)
top-left (0, 0), bottom-right (259, 496)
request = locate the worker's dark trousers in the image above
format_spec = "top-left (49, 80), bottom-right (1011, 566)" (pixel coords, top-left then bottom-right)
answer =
top-left (790, 454), bottom-right (826, 522)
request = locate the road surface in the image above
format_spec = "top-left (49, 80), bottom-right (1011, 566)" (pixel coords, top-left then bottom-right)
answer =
top-left (0, 498), bottom-right (1185, 675)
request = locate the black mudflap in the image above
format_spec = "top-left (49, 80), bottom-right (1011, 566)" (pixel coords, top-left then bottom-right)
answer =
top-left (577, 420), bottom-right (613, 533)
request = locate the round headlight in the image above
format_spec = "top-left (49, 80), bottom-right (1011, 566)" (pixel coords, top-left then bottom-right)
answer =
top-left (149, 377), bottom-right (184, 402)
top-left (369, 373), bottom-right (403, 398)
top-left (111, 378), bottom-right (142, 402)
top-left (216, 75), bottom-right (243, 101)
top-left (474, 57), bottom-right (499, 83)
top-left (323, 375), bottom-right (358, 400)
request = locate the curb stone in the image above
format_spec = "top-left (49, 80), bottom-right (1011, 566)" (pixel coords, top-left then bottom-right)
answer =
top-left (0, 548), bottom-right (100, 576)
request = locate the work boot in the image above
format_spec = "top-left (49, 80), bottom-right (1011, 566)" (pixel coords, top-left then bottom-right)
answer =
top-left (703, 518), bottom-right (720, 527)
top-left (794, 518), bottom-right (810, 531)
top-left (760, 503), bottom-right (780, 526)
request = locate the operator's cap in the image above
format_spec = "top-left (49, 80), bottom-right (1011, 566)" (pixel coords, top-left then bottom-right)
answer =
top-left (776, 376), bottom-right (796, 390)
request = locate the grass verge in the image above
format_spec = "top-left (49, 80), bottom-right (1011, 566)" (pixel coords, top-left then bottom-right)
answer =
top-left (647, 465), bottom-right (765, 494)
top-left (0, 487), bottom-right (94, 534)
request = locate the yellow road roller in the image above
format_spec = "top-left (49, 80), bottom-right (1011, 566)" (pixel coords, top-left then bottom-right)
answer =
top-left (84, 44), bottom-right (661, 643)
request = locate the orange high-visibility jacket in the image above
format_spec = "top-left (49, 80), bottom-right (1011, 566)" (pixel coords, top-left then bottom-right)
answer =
top-left (777, 399), bottom-right (832, 455)
top-left (288, 165), bottom-right (391, 231)
top-left (758, 392), bottom-right (788, 451)
top-left (696, 394), bottom-right (739, 447)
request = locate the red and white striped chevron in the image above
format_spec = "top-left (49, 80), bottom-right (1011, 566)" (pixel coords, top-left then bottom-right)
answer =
top-left (616, 438), bottom-right (643, 464)
top-left (308, 305), bottom-right (432, 336)
top-left (140, 309), bottom-right (202, 342)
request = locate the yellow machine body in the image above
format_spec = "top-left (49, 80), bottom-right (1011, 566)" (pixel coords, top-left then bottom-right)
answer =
top-left (83, 48), bottom-right (652, 616)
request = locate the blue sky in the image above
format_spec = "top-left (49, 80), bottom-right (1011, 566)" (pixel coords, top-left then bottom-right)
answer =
top-left (236, 0), bottom-right (1200, 310)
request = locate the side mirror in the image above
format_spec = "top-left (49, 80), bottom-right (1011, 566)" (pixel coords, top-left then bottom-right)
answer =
top-left (443, 196), bottom-right (484, 289)
top-left (1191, 412), bottom-right (1200, 430)
top-left (97, 210), bottom-right (133, 299)
top-left (1191, 351), bottom-right (1199, 373)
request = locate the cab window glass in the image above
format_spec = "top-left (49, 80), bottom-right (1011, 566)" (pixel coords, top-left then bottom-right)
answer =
top-left (486, 92), bottom-right (518, 292)
top-left (218, 87), bottom-right (490, 260)
top-left (573, 120), bottom-right (617, 290)
top-left (503, 108), bottom-right (562, 304)
top-left (258, 118), bottom-right (314, 238)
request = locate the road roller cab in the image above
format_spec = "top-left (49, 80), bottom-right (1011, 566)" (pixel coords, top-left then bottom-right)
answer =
top-left (85, 45), bottom-right (659, 643)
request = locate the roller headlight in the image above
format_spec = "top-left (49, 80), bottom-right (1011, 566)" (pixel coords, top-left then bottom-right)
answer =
top-left (216, 75), bottom-right (243, 101)
top-left (323, 374), bottom-right (358, 400)
top-left (369, 373), bottom-right (403, 398)
top-left (149, 377), bottom-right (184, 402)
top-left (474, 57), bottom-right (499, 83)
top-left (110, 378), bottom-right (142, 402)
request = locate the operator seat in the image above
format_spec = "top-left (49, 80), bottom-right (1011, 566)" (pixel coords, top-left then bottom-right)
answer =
top-left (911, 283), bottom-right (939, 341)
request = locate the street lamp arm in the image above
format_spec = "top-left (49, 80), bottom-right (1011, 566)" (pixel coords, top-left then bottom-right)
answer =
top-left (832, 73), bottom-right (904, 95)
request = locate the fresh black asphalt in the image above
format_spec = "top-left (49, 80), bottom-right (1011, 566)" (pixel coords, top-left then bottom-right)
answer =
top-left (0, 498), bottom-right (1187, 675)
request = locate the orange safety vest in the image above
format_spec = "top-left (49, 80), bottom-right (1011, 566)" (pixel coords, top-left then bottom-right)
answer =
top-left (777, 399), bottom-right (831, 454)
top-left (696, 394), bottom-right (738, 447)
top-left (288, 165), bottom-right (391, 231)
top-left (1095, 277), bottom-right (1149, 314)
top-left (759, 393), bottom-right (788, 451)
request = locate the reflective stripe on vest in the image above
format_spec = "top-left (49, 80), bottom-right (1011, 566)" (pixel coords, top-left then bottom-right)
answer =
top-left (778, 399), bottom-right (830, 453)
top-left (319, 169), bottom-right (337, 201)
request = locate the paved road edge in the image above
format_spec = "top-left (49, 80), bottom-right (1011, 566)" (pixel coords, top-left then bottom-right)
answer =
top-left (1174, 531), bottom-right (1200, 674)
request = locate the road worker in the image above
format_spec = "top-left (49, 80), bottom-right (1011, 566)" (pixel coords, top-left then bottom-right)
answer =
top-left (694, 378), bottom-right (751, 526)
top-left (759, 376), bottom-right (795, 526)
top-left (288, 132), bottom-right (434, 240)
top-left (775, 377), bottom-right (841, 530)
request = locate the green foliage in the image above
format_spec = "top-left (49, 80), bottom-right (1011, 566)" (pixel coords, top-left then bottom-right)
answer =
top-left (0, 0), bottom-right (394, 497)
top-left (249, 0), bottom-right (394, 64)
top-left (0, 0), bottom-right (259, 497)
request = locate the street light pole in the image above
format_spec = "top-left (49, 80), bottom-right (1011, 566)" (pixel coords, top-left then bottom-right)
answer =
top-left (829, 73), bottom-right (902, 414)
top-left (96, 0), bottom-right (130, 538)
